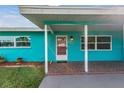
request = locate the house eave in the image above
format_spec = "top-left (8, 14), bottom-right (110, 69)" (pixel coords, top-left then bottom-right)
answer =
top-left (20, 5), bottom-right (124, 15)
top-left (19, 5), bottom-right (124, 31)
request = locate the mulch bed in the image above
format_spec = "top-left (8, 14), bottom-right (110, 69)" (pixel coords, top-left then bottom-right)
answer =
top-left (0, 62), bottom-right (44, 67)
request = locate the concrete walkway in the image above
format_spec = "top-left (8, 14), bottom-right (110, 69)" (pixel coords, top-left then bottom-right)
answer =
top-left (39, 74), bottom-right (124, 88)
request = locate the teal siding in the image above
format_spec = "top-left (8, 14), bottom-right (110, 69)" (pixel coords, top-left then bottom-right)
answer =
top-left (0, 30), bottom-right (123, 62)
top-left (88, 31), bottom-right (123, 62)
top-left (49, 31), bottom-right (123, 62)
top-left (0, 32), bottom-right (45, 62)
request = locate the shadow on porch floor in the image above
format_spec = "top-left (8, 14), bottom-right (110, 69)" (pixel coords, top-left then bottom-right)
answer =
top-left (48, 62), bottom-right (124, 75)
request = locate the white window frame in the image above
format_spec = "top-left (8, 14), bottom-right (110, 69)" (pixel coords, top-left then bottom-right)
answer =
top-left (0, 36), bottom-right (31, 48)
top-left (80, 35), bottom-right (96, 51)
top-left (81, 35), bottom-right (112, 51)
top-left (15, 36), bottom-right (31, 48)
top-left (96, 35), bottom-right (112, 51)
top-left (0, 36), bottom-right (15, 48)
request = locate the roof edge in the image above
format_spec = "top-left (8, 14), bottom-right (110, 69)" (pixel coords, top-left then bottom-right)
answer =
top-left (0, 27), bottom-right (43, 32)
top-left (20, 5), bottom-right (124, 9)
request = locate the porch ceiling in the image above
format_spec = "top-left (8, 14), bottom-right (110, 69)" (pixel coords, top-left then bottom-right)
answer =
top-left (20, 6), bottom-right (124, 31)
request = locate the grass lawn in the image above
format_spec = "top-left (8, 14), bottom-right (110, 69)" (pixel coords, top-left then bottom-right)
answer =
top-left (0, 66), bottom-right (44, 88)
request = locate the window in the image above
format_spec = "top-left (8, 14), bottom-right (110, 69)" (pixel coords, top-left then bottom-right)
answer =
top-left (97, 36), bottom-right (111, 50)
top-left (15, 36), bottom-right (31, 47)
top-left (0, 36), bottom-right (31, 48)
top-left (81, 36), bottom-right (95, 50)
top-left (81, 35), bottom-right (112, 50)
top-left (0, 36), bottom-right (14, 48)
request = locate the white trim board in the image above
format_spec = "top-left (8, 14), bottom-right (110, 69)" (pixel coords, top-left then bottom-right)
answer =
top-left (20, 5), bottom-right (124, 9)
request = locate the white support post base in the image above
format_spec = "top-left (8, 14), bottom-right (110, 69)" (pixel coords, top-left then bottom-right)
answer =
top-left (45, 25), bottom-right (48, 74)
top-left (84, 25), bottom-right (88, 73)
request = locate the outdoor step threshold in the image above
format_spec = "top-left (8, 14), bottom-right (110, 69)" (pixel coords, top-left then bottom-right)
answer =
top-left (48, 72), bottom-right (124, 75)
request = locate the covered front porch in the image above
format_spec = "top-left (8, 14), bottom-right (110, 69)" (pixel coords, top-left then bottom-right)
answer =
top-left (20, 6), bottom-right (124, 74)
top-left (44, 23), bottom-right (124, 74)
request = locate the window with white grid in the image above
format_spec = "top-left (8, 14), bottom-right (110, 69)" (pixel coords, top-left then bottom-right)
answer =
top-left (81, 35), bottom-right (112, 50)
top-left (15, 36), bottom-right (31, 47)
top-left (0, 36), bottom-right (14, 48)
top-left (0, 36), bottom-right (31, 48)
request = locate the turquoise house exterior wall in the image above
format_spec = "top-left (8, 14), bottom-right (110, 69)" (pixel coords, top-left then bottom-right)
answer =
top-left (49, 31), bottom-right (123, 62)
top-left (0, 32), bottom-right (45, 62)
top-left (88, 31), bottom-right (123, 62)
top-left (0, 30), bottom-right (123, 62)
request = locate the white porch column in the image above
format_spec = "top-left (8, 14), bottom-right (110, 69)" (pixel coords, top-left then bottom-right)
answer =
top-left (84, 25), bottom-right (88, 72)
top-left (45, 24), bottom-right (48, 74)
top-left (122, 24), bottom-right (124, 62)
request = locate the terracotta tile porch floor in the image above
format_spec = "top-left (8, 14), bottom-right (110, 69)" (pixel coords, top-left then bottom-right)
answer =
top-left (48, 62), bottom-right (124, 75)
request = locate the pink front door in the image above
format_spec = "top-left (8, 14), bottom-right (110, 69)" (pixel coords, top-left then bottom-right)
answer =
top-left (56, 36), bottom-right (67, 60)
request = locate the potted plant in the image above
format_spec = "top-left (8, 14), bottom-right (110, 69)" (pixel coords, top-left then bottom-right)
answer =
top-left (16, 57), bottom-right (23, 64)
top-left (0, 56), bottom-right (5, 63)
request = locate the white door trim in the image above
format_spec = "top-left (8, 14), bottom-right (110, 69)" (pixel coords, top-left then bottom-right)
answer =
top-left (56, 35), bottom-right (68, 61)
